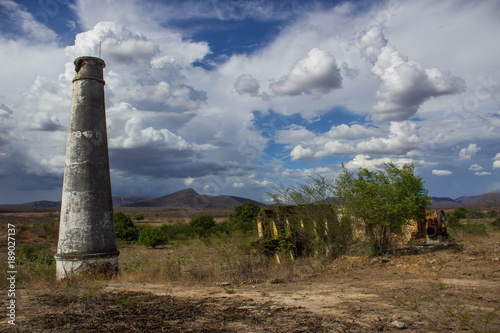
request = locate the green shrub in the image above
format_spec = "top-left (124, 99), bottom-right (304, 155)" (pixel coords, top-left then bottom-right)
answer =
top-left (16, 243), bottom-right (54, 266)
top-left (114, 212), bottom-right (139, 241)
top-left (453, 207), bottom-right (468, 219)
top-left (132, 213), bottom-right (145, 222)
top-left (190, 214), bottom-right (216, 237)
top-left (446, 214), bottom-right (461, 229)
top-left (12, 243), bottom-right (56, 285)
top-left (190, 214), bottom-right (216, 229)
top-left (228, 201), bottom-right (261, 233)
top-left (138, 225), bottom-right (167, 248)
top-left (463, 223), bottom-right (488, 236)
top-left (466, 208), bottom-right (485, 219)
top-left (486, 210), bottom-right (498, 218)
top-left (160, 223), bottom-right (193, 240)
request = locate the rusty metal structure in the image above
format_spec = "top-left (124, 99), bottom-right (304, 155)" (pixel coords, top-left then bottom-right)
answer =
top-left (424, 210), bottom-right (448, 238)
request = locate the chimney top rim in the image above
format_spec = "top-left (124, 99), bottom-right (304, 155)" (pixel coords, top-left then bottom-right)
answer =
top-left (74, 56), bottom-right (106, 69)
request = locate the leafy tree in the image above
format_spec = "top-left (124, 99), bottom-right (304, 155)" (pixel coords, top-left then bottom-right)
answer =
top-left (138, 225), bottom-right (167, 248)
top-left (190, 214), bottom-right (216, 237)
top-left (114, 212), bottom-right (139, 241)
top-left (132, 213), bottom-right (145, 222)
top-left (228, 201), bottom-right (261, 232)
top-left (453, 207), bottom-right (468, 219)
top-left (335, 162), bottom-right (430, 256)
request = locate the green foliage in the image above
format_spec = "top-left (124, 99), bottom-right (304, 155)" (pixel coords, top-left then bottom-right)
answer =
top-left (446, 213), bottom-right (461, 229)
top-left (114, 212), bottom-right (139, 241)
top-left (228, 201), bottom-right (261, 233)
top-left (11, 243), bottom-right (56, 285)
top-left (132, 213), bottom-right (145, 222)
top-left (190, 214), bottom-right (216, 237)
top-left (16, 243), bottom-right (54, 266)
top-left (160, 223), bottom-right (193, 240)
top-left (138, 225), bottom-right (167, 248)
top-left (190, 214), bottom-right (216, 229)
top-left (466, 208), bottom-right (485, 219)
top-left (453, 207), bottom-right (468, 219)
top-left (335, 162), bottom-right (430, 255)
top-left (486, 210), bottom-right (498, 218)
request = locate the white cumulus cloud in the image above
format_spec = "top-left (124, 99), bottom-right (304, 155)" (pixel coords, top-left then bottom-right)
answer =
top-left (360, 27), bottom-right (465, 122)
top-left (493, 153), bottom-right (500, 169)
top-left (270, 48), bottom-right (342, 97)
top-left (459, 144), bottom-right (481, 160)
top-left (21, 112), bottom-right (63, 131)
top-left (469, 164), bottom-right (483, 171)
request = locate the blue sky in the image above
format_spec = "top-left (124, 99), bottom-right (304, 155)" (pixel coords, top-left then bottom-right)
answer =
top-left (0, 0), bottom-right (499, 204)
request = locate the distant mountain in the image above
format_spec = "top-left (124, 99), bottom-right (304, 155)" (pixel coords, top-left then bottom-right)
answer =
top-left (3, 191), bottom-right (496, 211)
top-left (112, 195), bottom-right (154, 207)
top-left (455, 193), bottom-right (500, 208)
top-left (123, 188), bottom-right (263, 209)
top-left (0, 195), bottom-right (155, 211)
top-left (430, 192), bottom-right (500, 209)
top-left (430, 197), bottom-right (463, 209)
top-left (19, 200), bottom-right (61, 209)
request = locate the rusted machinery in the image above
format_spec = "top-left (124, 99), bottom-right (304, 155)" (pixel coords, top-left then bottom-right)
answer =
top-left (424, 210), bottom-right (448, 238)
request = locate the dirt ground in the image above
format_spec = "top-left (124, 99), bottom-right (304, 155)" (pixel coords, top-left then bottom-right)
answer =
top-left (1, 210), bottom-right (499, 332)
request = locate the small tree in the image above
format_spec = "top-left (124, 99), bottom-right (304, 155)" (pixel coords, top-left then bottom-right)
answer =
top-left (335, 162), bottom-right (430, 256)
top-left (138, 225), bottom-right (167, 248)
top-left (132, 213), bottom-right (145, 223)
top-left (190, 214), bottom-right (216, 237)
top-left (114, 212), bottom-right (139, 241)
top-left (453, 207), bottom-right (468, 219)
top-left (228, 201), bottom-right (261, 233)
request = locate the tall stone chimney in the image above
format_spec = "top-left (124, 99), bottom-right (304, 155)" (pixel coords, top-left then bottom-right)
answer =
top-left (55, 56), bottom-right (119, 279)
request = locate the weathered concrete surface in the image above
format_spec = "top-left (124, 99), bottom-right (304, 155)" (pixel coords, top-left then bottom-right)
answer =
top-left (55, 56), bottom-right (118, 280)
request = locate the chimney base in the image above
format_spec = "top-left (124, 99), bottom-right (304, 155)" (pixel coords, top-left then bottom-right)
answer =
top-left (55, 251), bottom-right (119, 280)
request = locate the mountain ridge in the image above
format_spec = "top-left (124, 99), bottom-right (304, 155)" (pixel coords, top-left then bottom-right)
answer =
top-left (1, 190), bottom-right (498, 210)
top-left (122, 188), bottom-right (264, 208)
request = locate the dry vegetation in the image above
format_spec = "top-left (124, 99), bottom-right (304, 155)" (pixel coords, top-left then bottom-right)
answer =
top-left (1, 208), bottom-right (499, 332)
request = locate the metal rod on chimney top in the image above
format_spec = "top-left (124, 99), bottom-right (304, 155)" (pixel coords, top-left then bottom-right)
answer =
top-left (99, 41), bottom-right (101, 58)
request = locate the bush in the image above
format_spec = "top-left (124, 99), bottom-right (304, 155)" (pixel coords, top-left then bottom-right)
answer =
top-left (461, 223), bottom-right (488, 236)
top-left (486, 210), bottom-right (498, 218)
top-left (114, 212), bottom-right (139, 241)
top-left (190, 214), bottom-right (216, 237)
top-left (190, 214), bottom-right (216, 230)
top-left (446, 214), bottom-right (461, 229)
top-left (466, 208), bottom-right (485, 219)
top-left (12, 243), bottom-right (56, 286)
top-left (138, 225), bottom-right (167, 248)
top-left (132, 213), bottom-right (145, 222)
top-left (160, 223), bottom-right (193, 240)
top-left (16, 243), bottom-right (54, 266)
top-left (453, 207), bottom-right (468, 219)
top-left (228, 201), bottom-right (261, 233)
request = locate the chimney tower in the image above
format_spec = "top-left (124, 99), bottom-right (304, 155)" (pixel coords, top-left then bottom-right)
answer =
top-left (55, 56), bottom-right (119, 279)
